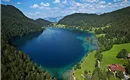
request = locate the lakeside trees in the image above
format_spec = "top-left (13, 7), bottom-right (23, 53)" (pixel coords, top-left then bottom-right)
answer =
top-left (1, 4), bottom-right (54, 80)
top-left (58, 6), bottom-right (130, 44)
top-left (35, 18), bottom-right (52, 27)
top-left (1, 44), bottom-right (54, 80)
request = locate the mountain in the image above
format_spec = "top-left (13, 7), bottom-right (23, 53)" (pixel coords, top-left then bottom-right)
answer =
top-left (1, 4), bottom-right (54, 80)
top-left (58, 6), bottom-right (130, 43)
top-left (35, 18), bottom-right (52, 27)
top-left (45, 16), bottom-right (64, 22)
top-left (1, 4), bottom-right (51, 39)
top-left (58, 6), bottom-right (130, 27)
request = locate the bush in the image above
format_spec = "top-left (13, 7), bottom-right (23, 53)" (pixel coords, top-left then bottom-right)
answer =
top-left (116, 49), bottom-right (128, 59)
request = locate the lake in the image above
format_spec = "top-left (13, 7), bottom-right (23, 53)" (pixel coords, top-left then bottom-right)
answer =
top-left (12, 27), bottom-right (97, 80)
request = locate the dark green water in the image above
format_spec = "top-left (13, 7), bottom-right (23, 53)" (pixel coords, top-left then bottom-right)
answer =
top-left (12, 28), bottom-right (97, 80)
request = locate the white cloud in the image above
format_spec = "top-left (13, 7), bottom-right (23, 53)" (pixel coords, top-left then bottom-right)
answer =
top-left (62, 0), bottom-right (67, 4)
top-left (83, 0), bottom-right (99, 3)
top-left (113, 0), bottom-right (122, 2)
top-left (125, 0), bottom-right (128, 2)
top-left (65, 0), bottom-right (130, 15)
top-left (17, 2), bottom-right (22, 4)
top-left (40, 2), bottom-right (50, 7)
top-left (100, 1), bottom-right (106, 4)
top-left (108, 2), bottom-right (112, 5)
top-left (100, 5), bottom-right (106, 8)
top-left (75, 2), bottom-right (82, 7)
top-left (70, 1), bottom-right (84, 8)
top-left (3, 0), bottom-right (10, 2)
top-left (25, 11), bottom-right (45, 19)
top-left (30, 2), bottom-right (50, 9)
top-left (28, 12), bottom-right (40, 16)
top-left (31, 4), bottom-right (39, 8)
top-left (26, 0), bottom-right (130, 19)
top-left (54, 0), bottom-right (60, 3)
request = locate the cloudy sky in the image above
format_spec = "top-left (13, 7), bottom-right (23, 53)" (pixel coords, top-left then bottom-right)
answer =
top-left (1, 0), bottom-right (130, 19)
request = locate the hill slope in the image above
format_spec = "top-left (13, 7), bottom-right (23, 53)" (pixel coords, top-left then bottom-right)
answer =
top-left (1, 4), bottom-right (54, 80)
top-left (58, 6), bottom-right (130, 27)
top-left (58, 6), bottom-right (130, 42)
top-left (45, 16), bottom-right (64, 22)
top-left (1, 4), bottom-right (51, 39)
top-left (35, 18), bottom-right (52, 27)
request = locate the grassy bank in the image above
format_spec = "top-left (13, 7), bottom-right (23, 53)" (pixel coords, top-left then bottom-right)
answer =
top-left (74, 43), bottom-right (130, 80)
top-left (74, 51), bottom-right (96, 80)
top-left (100, 43), bottom-right (130, 69)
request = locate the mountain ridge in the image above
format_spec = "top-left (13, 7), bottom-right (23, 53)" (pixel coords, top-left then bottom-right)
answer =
top-left (35, 18), bottom-right (52, 27)
top-left (1, 4), bottom-right (51, 38)
top-left (58, 6), bottom-right (130, 27)
top-left (1, 4), bottom-right (55, 80)
top-left (45, 16), bottom-right (64, 22)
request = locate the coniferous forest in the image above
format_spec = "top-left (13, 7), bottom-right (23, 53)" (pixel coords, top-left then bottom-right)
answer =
top-left (58, 6), bottom-right (130, 50)
top-left (1, 4), bottom-right (55, 80)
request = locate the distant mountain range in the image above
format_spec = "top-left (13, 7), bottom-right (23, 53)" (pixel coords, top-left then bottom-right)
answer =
top-left (45, 16), bottom-right (64, 22)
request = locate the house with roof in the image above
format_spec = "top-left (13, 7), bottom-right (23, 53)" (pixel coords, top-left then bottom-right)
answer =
top-left (108, 64), bottom-right (125, 72)
top-left (108, 64), bottom-right (129, 79)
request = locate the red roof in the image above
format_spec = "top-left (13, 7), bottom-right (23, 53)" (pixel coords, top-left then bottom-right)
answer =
top-left (108, 64), bottom-right (125, 72)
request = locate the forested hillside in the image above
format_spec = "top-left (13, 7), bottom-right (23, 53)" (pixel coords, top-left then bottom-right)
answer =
top-left (58, 6), bottom-right (130, 44)
top-left (58, 6), bottom-right (130, 28)
top-left (35, 18), bottom-right (52, 27)
top-left (1, 4), bottom-right (54, 80)
top-left (1, 4), bottom-right (51, 40)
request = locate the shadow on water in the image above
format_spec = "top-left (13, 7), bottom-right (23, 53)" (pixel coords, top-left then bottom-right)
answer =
top-left (9, 30), bottom-right (43, 47)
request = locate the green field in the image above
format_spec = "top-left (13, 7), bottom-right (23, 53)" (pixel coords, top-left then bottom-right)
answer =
top-left (74, 51), bottom-right (96, 80)
top-left (100, 43), bottom-right (130, 69)
top-left (95, 34), bottom-right (105, 38)
top-left (74, 43), bottom-right (130, 80)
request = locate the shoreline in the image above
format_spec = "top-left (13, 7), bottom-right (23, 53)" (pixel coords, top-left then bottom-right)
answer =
top-left (72, 50), bottom-right (97, 80)
top-left (47, 27), bottom-right (98, 80)
top-left (49, 26), bottom-right (98, 80)
top-left (71, 28), bottom-right (98, 80)
top-left (47, 27), bottom-right (99, 80)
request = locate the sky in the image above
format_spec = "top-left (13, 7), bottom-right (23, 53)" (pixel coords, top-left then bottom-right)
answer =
top-left (1, 0), bottom-right (130, 19)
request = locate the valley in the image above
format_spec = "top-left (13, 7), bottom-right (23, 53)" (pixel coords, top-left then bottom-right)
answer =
top-left (1, 3), bottom-right (130, 80)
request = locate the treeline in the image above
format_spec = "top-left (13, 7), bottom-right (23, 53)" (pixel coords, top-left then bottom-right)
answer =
top-left (1, 4), bottom-right (51, 41)
top-left (35, 18), bottom-right (52, 27)
top-left (58, 13), bottom-right (110, 27)
top-left (58, 6), bottom-right (130, 28)
top-left (58, 6), bottom-right (130, 43)
top-left (1, 44), bottom-right (55, 80)
top-left (1, 4), bottom-right (54, 80)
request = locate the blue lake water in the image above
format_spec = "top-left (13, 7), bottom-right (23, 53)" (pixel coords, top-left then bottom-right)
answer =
top-left (12, 28), bottom-right (97, 80)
